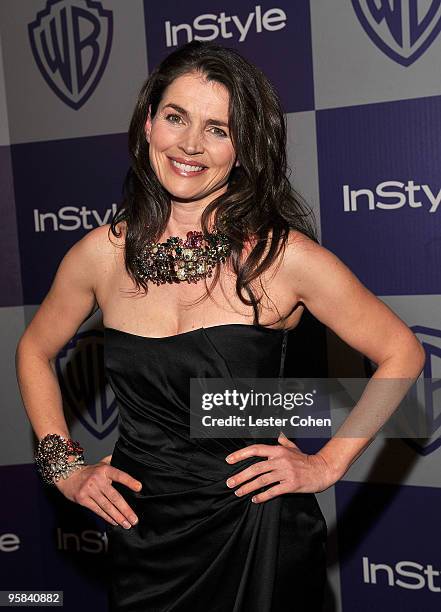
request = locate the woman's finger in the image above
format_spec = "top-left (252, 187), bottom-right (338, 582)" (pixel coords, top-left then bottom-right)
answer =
top-left (226, 443), bottom-right (280, 464)
top-left (226, 459), bottom-right (275, 489)
top-left (106, 465), bottom-right (142, 492)
top-left (277, 431), bottom-right (300, 449)
top-left (93, 489), bottom-right (138, 528)
top-left (251, 483), bottom-right (289, 504)
top-left (85, 497), bottom-right (119, 526)
top-left (234, 470), bottom-right (282, 498)
top-left (102, 482), bottom-right (139, 524)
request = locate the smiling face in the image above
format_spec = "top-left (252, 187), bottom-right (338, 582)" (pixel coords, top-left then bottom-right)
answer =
top-left (145, 71), bottom-right (239, 206)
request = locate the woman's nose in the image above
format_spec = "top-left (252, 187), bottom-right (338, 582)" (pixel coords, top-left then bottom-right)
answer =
top-left (179, 126), bottom-right (204, 154)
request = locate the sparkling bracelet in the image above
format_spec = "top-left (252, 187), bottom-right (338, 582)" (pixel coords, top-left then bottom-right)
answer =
top-left (35, 433), bottom-right (86, 485)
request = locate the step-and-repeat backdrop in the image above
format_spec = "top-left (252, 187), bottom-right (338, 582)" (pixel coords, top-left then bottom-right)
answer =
top-left (0, 2), bottom-right (439, 610)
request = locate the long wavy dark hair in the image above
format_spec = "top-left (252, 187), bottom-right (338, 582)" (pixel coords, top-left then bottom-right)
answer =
top-left (109, 40), bottom-right (319, 327)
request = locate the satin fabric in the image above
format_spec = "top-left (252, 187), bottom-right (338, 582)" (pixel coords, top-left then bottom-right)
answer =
top-left (104, 324), bottom-right (327, 611)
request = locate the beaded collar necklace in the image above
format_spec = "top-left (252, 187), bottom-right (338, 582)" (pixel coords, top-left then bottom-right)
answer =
top-left (134, 229), bottom-right (231, 285)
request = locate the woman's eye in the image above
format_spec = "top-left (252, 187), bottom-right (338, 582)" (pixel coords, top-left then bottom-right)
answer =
top-left (165, 113), bottom-right (182, 123)
top-left (210, 127), bottom-right (228, 138)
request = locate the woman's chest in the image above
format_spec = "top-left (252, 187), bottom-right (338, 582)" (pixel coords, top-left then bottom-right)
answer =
top-left (96, 247), bottom-right (300, 335)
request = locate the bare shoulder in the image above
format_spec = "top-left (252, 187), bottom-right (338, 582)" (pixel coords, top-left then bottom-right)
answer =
top-left (281, 229), bottom-right (424, 367)
top-left (46, 223), bottom-right (123, 291)
top-left (16, 222), bottom-right (126, 359)
top-left (281, 227), bottom-right (382, 311)
top-left (73, 222), bottom-right (126, 276)
top-left (282, 229), bottom-right (347, 290)
top-left (81, 221), bottom-right (126, 256)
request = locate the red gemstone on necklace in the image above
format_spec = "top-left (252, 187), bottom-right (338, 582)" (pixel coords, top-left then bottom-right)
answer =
top-left (185, 231), bottom-right (204, 248)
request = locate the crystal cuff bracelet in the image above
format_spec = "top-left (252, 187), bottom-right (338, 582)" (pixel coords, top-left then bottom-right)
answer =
top-left (35, 433), bottom-right (86, 485)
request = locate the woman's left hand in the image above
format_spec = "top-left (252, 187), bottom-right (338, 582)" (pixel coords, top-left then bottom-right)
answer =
top-left (225, 432), bottom-right (340, 503)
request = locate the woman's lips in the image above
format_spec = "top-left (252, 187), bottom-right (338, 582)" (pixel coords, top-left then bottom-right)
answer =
top-left (168, 157), bottom-right (208, 177)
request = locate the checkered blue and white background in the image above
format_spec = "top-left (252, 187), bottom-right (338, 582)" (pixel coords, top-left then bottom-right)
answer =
top-left (0, 1), bottom-right (440, 610)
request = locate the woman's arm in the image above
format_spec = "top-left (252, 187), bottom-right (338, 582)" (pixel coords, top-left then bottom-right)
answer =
top-left (224, 232), bottom-right (425, 501)
top-left (284, 232), bottom-right (425, 479)
top-left (15, 230), bottom-right (100, 444)
top-left (15, 226), bottom-right (140, 528)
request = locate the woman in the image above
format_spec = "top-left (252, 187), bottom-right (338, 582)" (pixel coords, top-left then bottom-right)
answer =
top-left (16, 41), bottom-right (425, 611)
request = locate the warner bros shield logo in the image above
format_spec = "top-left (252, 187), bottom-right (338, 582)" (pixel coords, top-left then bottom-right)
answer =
top-left (363, 325), bottom-right (440, 456)
top-left (56, 329), bottom-right (118, 439)
top-left (28, 0), bottom-right (113, 110)
top-left (352, 0), bottom-right (441, 66)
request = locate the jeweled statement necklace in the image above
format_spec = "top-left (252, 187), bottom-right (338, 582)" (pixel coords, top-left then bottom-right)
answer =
top-left (134, 229), bottom-right (232, 285)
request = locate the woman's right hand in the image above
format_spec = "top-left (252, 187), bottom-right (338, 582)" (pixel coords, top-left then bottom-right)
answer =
top-left (54, 459), bottom-right (142, 529)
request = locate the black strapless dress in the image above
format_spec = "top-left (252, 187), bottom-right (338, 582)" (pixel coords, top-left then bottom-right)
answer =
top-left (104, 323), bottom-right (327, 612)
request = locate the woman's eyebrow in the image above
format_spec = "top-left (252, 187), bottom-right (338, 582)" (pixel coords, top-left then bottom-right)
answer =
top-left (162, 103), bottom-right (229, 128)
